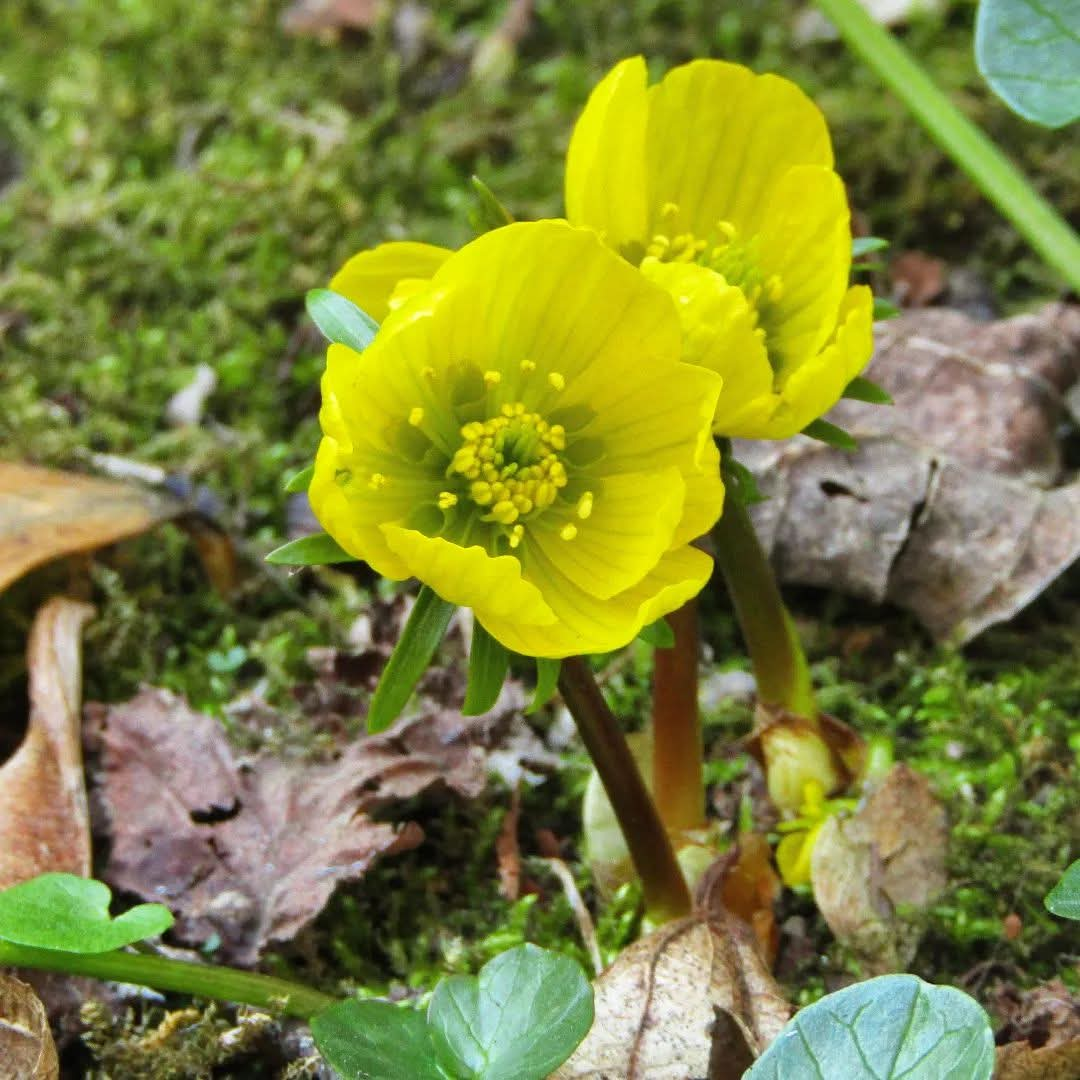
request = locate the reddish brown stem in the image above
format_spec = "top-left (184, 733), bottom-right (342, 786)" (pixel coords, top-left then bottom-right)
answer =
top-left (651, 599), bottom-right (706, 835)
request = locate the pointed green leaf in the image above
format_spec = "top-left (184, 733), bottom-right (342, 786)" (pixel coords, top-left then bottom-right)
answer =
top-left (873, 297), bottom-right (901, 321)
top-left (724, 456), bottom-right (766, 507)
top-left (368, 586), bottom-right (455, 733)
top-left (0, 874), bottom-right (173, 954)
top-left (427, 944), bottom-right (593, 1080)
top-left (852, 236), bottom-right (889, 257)
top-left (463, 621), bottom-right (510, 716)
top-left (637, 618), bottom-right (675, 649)
top-left (801, 419), bottom-right (858, 451)
top-left (470, 175), bottom-right (515, 231)
top-left (283, 464), bottom-right (314, 493)
top-left (842, 375), bottom-right (894, 405)
top-left (311, 999), bottom-right (450, 1080)
top-left (528, 658), bottom-right (561, 714)
top-left (306, 288), bottom-right (379, 352)
top-left (746, 974), bottom-right (995, 1079)
top-left (265, 533), bottom-right (354, 565)
top-left (1045, 858), bottom-right (1080, 919)
top-left (975, 0), bottom-right (1080, 129)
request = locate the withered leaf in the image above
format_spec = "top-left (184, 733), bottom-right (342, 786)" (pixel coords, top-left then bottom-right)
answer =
top-left (552, 912), bottom-right (789, 1079)
top-left (810, 764), bottom-right (947, 974)
top-left (739, 303), bottom-right (1080, 642)
top-left (280, 0), bottom-right (383, 35)
top-left (92, 684), bottom-right (524, 964)
top-left (0, 598), bottom-right (94, 889)
top-left (0, 974), bottom-right (59, 1080)
top-left (0, 464), bottom-right (182, 594)
top-left (995, 1039), bottom-right (1080, 1080)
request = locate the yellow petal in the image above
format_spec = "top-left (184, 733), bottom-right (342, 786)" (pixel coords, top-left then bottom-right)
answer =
top-left (776, 825), bottom-right (820, 887)
top-left (643, 60), bottom-right (833, 242)
top-left (756, 166), bottom-right (852, 374)
top-left (485, 544), bottom-right (714, 658)
top-left (330, 241), bottom-right (453, 323)
top-left (380, 524), bottom-right (557, 627)
top-left (761, 285), bottom-right (874, 439)
top-left (640, 260), bottom-right (775, 438)
top-left (530, 468), bottom-right (685, 601)
top-left (565, 56), bottom-right (651, 255)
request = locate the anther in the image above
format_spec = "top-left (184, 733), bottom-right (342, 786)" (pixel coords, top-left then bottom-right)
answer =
top-left (560, 523), bottom-right (578, 541)
top-left (437, 491), bottom-right (458, 509)
top-left (520, 359), bottom-right (536, 373)
top-left (368, 472), bottom-right (387, 490)
top-left (509, 524), bottom-right (525, 549)
top-left (577, 491), bottom-right (594, 520)
top-left (548, 372), bottom-right (565, 391)
top-left (408, 407), bottom-right (425, 426)
top-left (483, 370), bottom-right (502, 387)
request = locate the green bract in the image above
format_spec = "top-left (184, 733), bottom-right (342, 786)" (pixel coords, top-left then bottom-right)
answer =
top-left (744, 974), bottom-right (995, 1079)
top-left (0, 874), bottom-right (173, 954)
top-left (975, 0), bottom-right (1080, 128)
top-left (310, 945), bottom-right (593, 1080)
top-left (1045, 858), bottom-right (1080, 920)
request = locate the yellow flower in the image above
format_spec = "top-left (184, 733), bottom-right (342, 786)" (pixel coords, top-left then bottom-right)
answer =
top-left (310, 220), bottom-right (725, 658)
top-left (565, 57), bottom-right (874, 440)
top-left (775, 780), bottom-right (855, 887)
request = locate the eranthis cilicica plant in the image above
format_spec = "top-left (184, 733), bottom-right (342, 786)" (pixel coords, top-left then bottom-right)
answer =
top-left (309, 220), bottom-right (724, 659)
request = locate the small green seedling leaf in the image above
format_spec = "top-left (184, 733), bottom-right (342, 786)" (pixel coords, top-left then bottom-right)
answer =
top-left (310, 999), bottom-right (451, 1080)
top-left (724, 456), bottom-right (766, 507)
top-left (801, 419), bottom-right (858, 451)
top-left (427, 943), bottom-right (593, 1080)
top-left (463, 621), bottom-right (510, 716)
top-left (0, 874), bottom-right (173, 954)
top-left (744, 974), bottom-right (995, 1079)
top-left (368, 586), bottom-right (455, 733)
top-left (637, 618), bottom-right (675, 649)
top-left (852, 236), bottom-right (889, 257)
top-left (470, 175), bottom-right (515, 231)
top-left (1045, 858), bottom-right (1080, 920)
top-left (283, 464), bottom-right (314, 493)
top-left (873, 296), bottom-right (901, 321)
top-left (265, 533), bottom-right (354, 565)
top-left (528, 658), bottom-right (561, 714)
top-left (842, 375), bottom-right (894, 405)
top-left (306, 288), bottom-right (380, 352)
top-left (975, 0), bottom-right (1080, 128)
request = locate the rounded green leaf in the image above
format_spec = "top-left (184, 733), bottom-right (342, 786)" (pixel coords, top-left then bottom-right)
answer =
top-left (427, 943), bottom-right (593, 1080)
top-left (1045, 857), bottom-right (1080, 919)
top-left (745, 974), bottom-right (994, 1079)
top-left (0, 874), bottom-right (173, 954)
top-left (975, 0), bottom-right (1080, 129)
top-left (310, 999), bottom-right (451, 1080)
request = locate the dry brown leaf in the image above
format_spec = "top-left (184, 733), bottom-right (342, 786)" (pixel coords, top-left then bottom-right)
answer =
top-left (993, 979), bottom-right (1080, 1050)
top-left (890, 250), bottom-right (947, 307)
top-left (91, 683), bottom-right (525, 963)
top-left (739, 303), bottom-right (1080, 642)
top-left (495, 787), bottom-right (521, 902)
top-left (0, 974), bottom-right (59, 1080)
top-left (0, 464), bottom-right (182, 594)
top-left (810, 764), bottom-right (947, 974)
top-left (552, 911), bottom-right (789, 1079)
top-left (0, 597), bottom-right (94, 889)
top-left (995, 1039), bottom-right (1080, 1079)
top-left (280, 0), bottom-right (384, 35)
top-left (717, 835), bottom-right (782, 967)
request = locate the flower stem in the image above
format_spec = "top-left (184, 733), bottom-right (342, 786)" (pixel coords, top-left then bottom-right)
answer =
top-left (651, 600), bottom-right (706, 835)
top-left (0, 941), bottom-right (336, 1020)
top-left (712, 486), bottom-right (815, 718)
top-left (558, 657), bottom-right (692, 922)
top-left (815, 0), bottom-right (1080, 292)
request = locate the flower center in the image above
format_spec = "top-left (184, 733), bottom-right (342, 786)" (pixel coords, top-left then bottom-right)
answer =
top-left (445, 402), bottom-right (568, 529)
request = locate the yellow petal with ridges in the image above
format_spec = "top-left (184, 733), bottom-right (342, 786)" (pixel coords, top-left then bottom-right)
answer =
top-left (643, 61), bottom-right (833, 242)
top-left (330, 241), bottom-right (452, 323)
top-left (530, 468), bottom-right (685, 601)
top-left (381, 525), bottom-right (557, 627)
top-left (756, 166), bottom-right (852, 374)
top-left (565, 57), bottom-right (651, 256)
top-left (762, 285), bottom-right (874, 439)
top-left (484, 545), bottom-right (714, 658)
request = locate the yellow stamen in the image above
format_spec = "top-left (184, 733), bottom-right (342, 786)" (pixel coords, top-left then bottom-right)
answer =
top-left (408, 406), bottom-right (425, 426)
top-left (548, 372), bottom-right (565, 391)
top-left (483, 370), bottom-right (502, 387)
top-left (560, 523), bottom-right (578, 541)
top-left (437, 491), bottom-right (458, 509)
top-left (576, 491), bottom-right (594, 520)
top-left (520, 359), bottom-right (536, 374)
top-left (368, 472), bottom-right (387, 490)
top-left (509, 524), bottom-right (525, 549)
